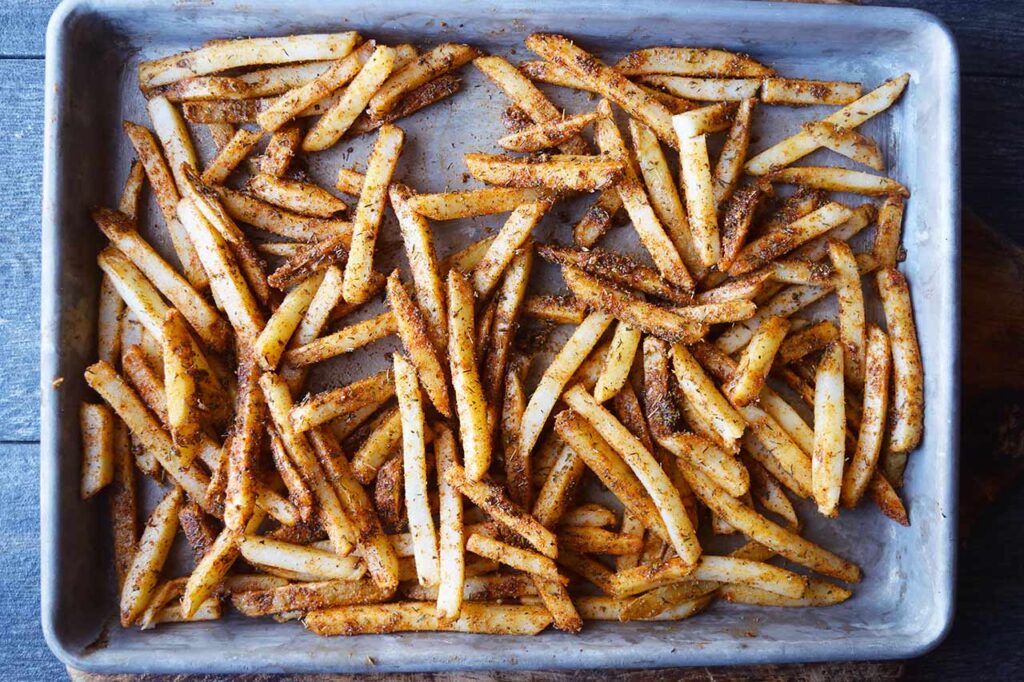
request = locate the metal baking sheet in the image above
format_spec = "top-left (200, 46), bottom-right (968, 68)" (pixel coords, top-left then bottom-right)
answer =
top-left (40, 0), bottom-right (960, 673)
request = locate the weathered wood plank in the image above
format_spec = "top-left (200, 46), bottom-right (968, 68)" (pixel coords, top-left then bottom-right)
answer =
top-left (0, 0), bottom-right (56, 56)
top-left (0, 444), bottom-right (66, 680)
top-left (0, 59), bottom-right (44, 442)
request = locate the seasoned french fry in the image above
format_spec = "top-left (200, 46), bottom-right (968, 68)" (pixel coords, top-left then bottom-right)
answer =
top-left (522, 295), bottom-right (587, 325)
top-left (877, 267), bottom-right (924, 453)
top-left (726, 315), bottom-right (790, 407)
top-left (139, 32), bottom-right (360, 88)
top-left (109, 420), bottom-right (137, 587)
top-left (519, 310), bottom-right (614, 457)
top-left (616, 47), bottom-right (772, 78)
top-left (713, 97), bottom-right (756, 205)
top-left (803, 121), bottom-right (884, 171)
top-left (259, 123), bottom-right (303, 176)
top-left (561, 504), bottom-right (617, 529)
top-left (525, 33), bottom-right (676, 145)
top-left (812, 342), bottom-right (846, 517)
top-left (720, 578), bottom-right (850, 608)
top-left (531, 575), bottom-right (582, 633)
top-left (146, 96), bottom-right (198, 197)
top-left (97, 246), bottom-right (172, 347)
top-left (497, 111), bottom-right (598, 152)
top-left (467, 534), bottom-right (565, 584)
top-left (728, 201), bottom-right (853, 276)
top-left (531, 439), bottom-right (585, 529)
top-left (255, 270), bottom-right (325, 371)
top-left (829, 239), bottom-right (867, 386)
top-left (770, 259), bottom-right (835, 286)
top-left (594, 322), bottom-right (642, 403)
top-left (874, 195), bottom-right (906, 268)
top-left (558, 527), bottom-right (643, 555)
top-left (368, 43), bottom-right (478, 118)
top-left (446, 270), bottom-right (492, 481)
top-left (657, 432), bottom-right (748, 498)
top-left (162, 310), bottom-right (206, 464)
top-left (117, 159), bottom-right (146, 222)
top-left (348, 73), bottom-right (463, 137)
top-left (291, 369), bottom-right (394, 435)
top-left (305, 601), bottom-right (551, 636)
top-left (761, 77), bottom-right (863, 106)
top-left (201, 127), bottom-right (263, 185)
top-left (270, 428), bottom-right (315, 520)
top-left (120, 486), bottom-right (183, 626)
top-left (778, 319), bottom-right (838, 365)
top-left (671, 344), bottom-right (746, 447)
top-left (444, 462), bottom-right (557, 559)
top-left (96, 274), bottom-right (125, 368)
top-left (484, 248), bottom-right (533, 403)
top-left (239, 536), bottom-right (364, 581)
top-left (841, 326), bottom-right (892, 507)
top-left (620, 580), bottom-right (719, 621)
top-left (286, 311), bottom-right (397, 367)
top-left (674, 131), bottom-right (720, 268)
top-left (573, 187), bottom-right (624, 248)
top-left (215, 186), bottom-right (351, 242)
top-left (80, 403), bottom-right (115, 499)
top-left (249, 174), bottom-right (348, 218)
top-left (181, 510), bottom-right (264, 618)
top-left (233, 578), bottom-right (389, 617)
top-left (464, 153), bottom-right (624, 192)
top-left (387, 272), bottom-right (451, 417)
top-left (745, 74), bottom-right (909, 175)
top-left (344, 124), bottom-right (404, 304)
top-left (431, 425), bottom-right (465, 623)
top-left (719, 184), bottom-right (769, 273)
top-left (393, 353), bottom-right (441, 586)
top-left (771, 166), bottom-right (908, 197)
top-left (643, 76), bottom-right (760, 102)
top-left (539, 245), bottom-right (691, 306)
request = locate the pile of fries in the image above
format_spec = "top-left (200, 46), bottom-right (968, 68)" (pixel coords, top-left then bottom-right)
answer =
top-left (78, 30), bottom-right (924, 636)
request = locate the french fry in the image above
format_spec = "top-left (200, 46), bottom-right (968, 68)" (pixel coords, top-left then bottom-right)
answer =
top-left (841, 326), bottom-right (892, 507)
top-left (431, 425), bottom-right (465, 623)
top-left (206, 122), bottom-right (237, 151)
top-left (286, 311), bottom-right (397, 367)
top-left (641, 336), bottom-right (680, 438)
top-left (620, 580), bottom-right (719, 621)
top-left (80, 403), bottom-right (115, 498)
top-left (472, 202), bottom-right (549, 297)
top-left (305, 601), bottom-right (551, 636)
top-left (728, 201), bottom-right (853, 276)
top-left (573, 188), bottom-right (624, 248)
top-left (387, 272), bottom-right (451, 417)
top-left (770, 259), bottom-right (834, 286)
top-left (576, 595), bottom-right (712, 621)
top-left (538, 245), bottom-right (691, 306)
top-left (594, 103), bottom-right (693, 289)
top-left (214, 186), bottom-right (351, 243)
top-left (239, 536), bottom-right (364, 580)
top-left (484, 248), bottom-right (533, 403)
top-left (260, 372), bottom-right (357, 553)
top-left (530, 575), bottom-right (582, 633)
top-left (745, 73), bottom-right (909, 175)
top-left (803, 121), bottom-right (884, 171)
top-left (223, 361), bottom-right (262, 532)
top-left (161, 311), bottom-right (206, 464)
top-left (407, 187), bottom-right (547, 223)
top-left (692, 555), bottom-right (806, 597)
top-left (525, 33), bottom-right (676, 145)
top-left (146, 95), bottom-right (198, 196)
top-left (593, 322), bottom-right (642, 403)
top-left (643, 76), bottom-right (760, 102)
top-left (779, 319), bottom-right (838, 365)
top-left (770, 166), bottom-right (908, 197)
top-left (159, 74), bottom-right (251, 102)
top-left (97, 247), bottom-right (171, 346)
top-left (657, 432), bottom-right (748, 498)
top-left (201, 127), bottom-right (263, 184)
top-left (500, 365), bottom-right (532, 509)
top-left (561, 504), bottom-right (617, 528)
top-left (497, 111), bottom-right (598, 152)
top-left (713, 97), bottom-right (756, 205)
top-left (291, 369), bottom-right (394, 434)
top-left (519, 310), bottom-right (614, 457)
top-left (531, 440), bottom-right (585, 529)
top-left (270, 429), bottom-right (315, 519)
top-left (139, 32), bottom-right (360, 88)
top-left (877, 267), bottom-right (924, 453)
top-left (233, 578), bottom-right (389, 617)
top-left (96, 274), bottom-right (124, 368)
top-left (474, 55), bottom-right (590, 154)
top-left (719, 184), bottom-right (770, 274)
top-left (464, 153), bottom-right (624, 192)
top-left (761, 77), bottom-right (863, 106)
top-left (181, 510), bottom-right (264, 618)
top-left (720, 579), bottom-right (851, 608)
top-left (348, 72), bottom-right (463, 136)
top-left (393, 353), bottom-right (441, 586)
top-left (249, 174), bottom-right (348, 218)
top-left (373, 450), bottom-right (406, 531)
top-left (109, 420), bottom-right (137, 587)
top-left (558, 527), bottom-right (643, 555)
top-left (874, 195), bottom-right (906, 268)
top-left (829, 239), bottom-right (867, 386)
top-left (674, 131), bottom-right (720, 268)
top-left (671, 344), bottom-right (746, 447)
top-left (522, 295), bottom-right (587, 325)
top-left (367, 43), bottom-right (478, 118)
top-left (343, 124), bottom-right (404, 304)
top-left (444, 463), bottom-right (557, 559)
top-left (260, 123), bottom-right (303, 176)
top-left (254, 270), bottom-right (325, 371)
top-left (120, 486), bottom-right (183, 626)
top-left (176, 198), bottom-right (266, 348)
top-left (563, 385), bottom-right (700, 564)
top-left (467, 534), bottom-right (565, 584)
top-left (615, 47), bottom-right (772, 78)
top-left (303, 45), bottom-right (397, 150)
top-left (812, 342), bottom-right (846, 517)
top-left (117, 159), bottom-right (146, 222)
top-left (726, 315), bottom-right (790, 407)
top-left (446, 270), bottom-right (492, 481)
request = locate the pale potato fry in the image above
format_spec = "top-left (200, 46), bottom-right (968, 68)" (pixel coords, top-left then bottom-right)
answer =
top-left (278, 266), bottom-right (345, 392)
top-left (770, 259), bottom-right (835, 286)
top-left (256, 241), bottom-right (304, 258)
top-left (576, 595), bottom-right (712, 621)
top-left (120, 486), bottom-right (183, 626)
top-left (286, 311), bottom-right (397, 367)
top-left (368, 43), bottom-right (478, 118)
top-left (472, 201), bottom-right (549, 297)
top-left (558, 527), bottom-right (643, 555)
top-left (201, 127), bottom-right (263, 184)
top-left (745, 73), bottom-right (909, 175)
top-left (444, 462), bottom-right (558, 559)
top-left (812, 342), bottom-right (846, 517)
top-left (446, 270), bottom-right (492, 481)
top-left (671, 344), bottom-right (746, 447)
top-left (525, 33), bottom-right (676, 145)
top-left (829, 239), bottom-right (867, 386)
top-left (393, 353), bottom-right (441, 586)
top-left (484, 248), bottom-right (533, 402)
top-left (841, 326), bottom-right (892, 507)
top-left (873, 195), bottom-right (906, 268)
top-left (674, 131), bottom-right (720, 268)
top-left (249, 174), bottom-right (349, 218)
top-left (80, 403), bottom-right (115, 499)
top-left (473, 55), bottom-right (590, 154)
top-left (387, 272), bottom-right (451, 417)
top-left (344, 124), bottom-right (405, 304)
top-left (728, 201), bottom-right (853, 276)
top-left (254, 270), bottom-right (325, 371)
top-left (594, 103), bottom-right (692, 289)
top-left (290, 368), bottom-right (394, 433)
top-left (97, 247), bottom-right (171, 347)
top-left (182, 511), bottom-right (264, 618)
top-left (643, 76), bottom-right (760, 102)
top-left (564, 385), bottom-right (700, 564)
top-left (692, 555), bottom-right (806, 597)
top-left (877, 267), bottom-right (924, 453)
top-left (720, 578), bottom-right (851, 607)
top-left (519, 310), bottom-right (614, 457)
top-left (467, 534), bottom-right (565, 584)
top-left (615, 47), bottom-right (772, 77)
top-left (761, 77), bottom-right (863, 106)
top-left (657, 432), bottom-right (748, 498)
top-left (465, 153), bottom-right (624, 192)
top-left (712, 97), bottom-right (756, 205)
top-left (408, 187), bottom-right (548, 222)
top-left (147, 96), bottom-right (198, 199)
top-left (593, 322), bottom-right (642, 403)
top-left (215, 185), bottom-right (351, 242)
top-left (441, 235), bottom-right (497, 274)
top-left (432, 425), bottom-right (465, 623)
top-left (305, 601), bottom-right (551, 636)
top-left (771, 166), bottom-right (908, 197)
top-left (522, 294), bottom-right (587, 325)
top-left (304, 45), bottom-right (397, 151)
top-left (726, 316), bottom-right (790, 407)
top-left (562, 267), bottom-right (707, 344)
top-left (257, 41), bottom-right (376, 133)
top-left (239, 536), bottom-right (364, 581)
top-left (778, 319), bottom-right (838, 365)
top-left (96, 274), bottom-right (124, 367)
top-left (389, 185), bottom-right (447, 351)
top-left (561, 504), bottom-right (617, 529)
top-left (176, 198), bottom-right (266, 348)
top-left (139, 32), bottom-right (360, 88)
top-left (497, 111), bottom-right (598, 152)
top-left (803, 121), bottom-right (884, 171)
top-left (118, 159), bottom-right (146, 220)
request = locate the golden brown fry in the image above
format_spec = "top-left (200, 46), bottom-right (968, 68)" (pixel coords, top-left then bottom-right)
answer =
top-left (249, 174), bottom-right (349, 218)
top-left (497, 111), bottom-right (598, 152)
top-left (616, 47), bottom-right (772, 77)
top-left (387, 272), bottom-right (451, 417)
top-left (464, 153), bottom-right (624, 192)
top-left (531, 441), bottom-right (586, 529)
top-left (812, 342), bottom-right (846, 517)
top-left (877, 267), bottom-right (924, 453)
top-left (368, 43), bottom-right (478, 118)
top-left (778, 319), bottom-right (838, 365)
top-left (803, 121), bottom-right (884, 171)
top-left (674, 131), bottom-right (720, 268)
top-left (485, 248), bottom-right (532, 402)
top-left (305, 601), bottom-right (551, 636)
top-left (728, 202), bottom-right (853, 276)
top-left (348, 73), bottom-right (463, 137)
top-left (260, 123), bottom-right (303, 176)
top-left (761, 77), bottom-right (863, 106)
top-left (726, 315), bottom-right (789, 407)
top-left (286, 311), bottom-right (397, 367)
top-left (770, 166), bottom-right (908, 197)
top-left (713, 97), bottom-right (756, 205)
top-left (120, 486), bottom-right (183, 626)
top-left (842, 326), bottom-right (892, 507)
top-left (874, 194), bottom-right (906, 268)
top-left (255, 270), bottom-right (325, 371)
top-left (719, 184), bottom-right (769, 273)
top-left (215, 185), bottom-right (352, 243)
top-left (472, 202), bottom-right (548, 297)
top-left (467, 534), bottom-right (565, 584)
top-left (201, 127), bottom-right (263, 185)
top-left (594, 322), bottom-right (642, 403)
top-left (538, 244), bottom-right (692, 306)
top-left (390, 184), bottom-right (447, 351)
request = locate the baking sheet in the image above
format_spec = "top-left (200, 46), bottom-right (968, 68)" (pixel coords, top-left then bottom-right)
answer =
top-left (40, 0), bottom-right (959, 673)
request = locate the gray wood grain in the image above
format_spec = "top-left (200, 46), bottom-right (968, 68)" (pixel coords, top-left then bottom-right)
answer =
top-left (0, 59), bottom-right (43, 442)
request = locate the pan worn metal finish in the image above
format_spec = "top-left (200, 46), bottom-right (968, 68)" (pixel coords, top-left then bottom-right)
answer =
top-left (40, 0), bottom-right (959, 673)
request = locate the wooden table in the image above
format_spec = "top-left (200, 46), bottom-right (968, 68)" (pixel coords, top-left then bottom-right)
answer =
top-left (3, 1), bottom-right (1024, 679)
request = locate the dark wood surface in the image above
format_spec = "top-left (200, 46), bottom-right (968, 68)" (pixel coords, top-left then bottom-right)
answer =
top-left (3, 0), bottom-right (1024, 679)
